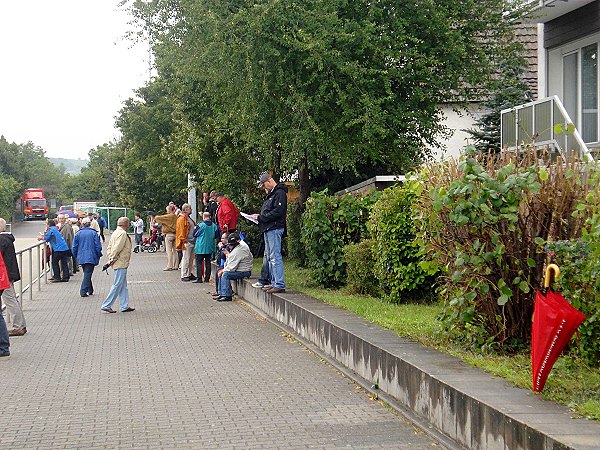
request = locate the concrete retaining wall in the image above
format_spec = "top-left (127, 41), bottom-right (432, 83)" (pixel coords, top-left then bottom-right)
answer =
top-left (235, 280), bottom-right (600, 450)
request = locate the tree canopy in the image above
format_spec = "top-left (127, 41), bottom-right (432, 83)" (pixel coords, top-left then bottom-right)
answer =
top-left (117, 0), bottom-right (526, 204)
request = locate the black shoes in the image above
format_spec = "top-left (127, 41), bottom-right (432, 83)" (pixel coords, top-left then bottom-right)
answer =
top-left (215, 296), bottom-right (232, 302)
top-left (181, 276), bottom-right (192, 281)
top-left (189, 274), bottom-right (197, 281)
top-left (0, 351), bottom-right (10, 358)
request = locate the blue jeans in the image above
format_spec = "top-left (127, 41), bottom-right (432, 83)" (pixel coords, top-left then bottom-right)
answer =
top-left (80, 263), bottom-right (95, 296)
top-left (219, 271), bottom-right (251, 297)
top-left (101, 268), bottom-right (130, 311)
top-left (0, 293), bottom-right (9, 353)
top-left (135, 233), bottom-right (143, 249)
top-left (264, 228), bottom-right (285, 289)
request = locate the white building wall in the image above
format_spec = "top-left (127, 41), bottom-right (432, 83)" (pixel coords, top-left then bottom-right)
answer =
top-left (430, 103), bottom-right (486, 162)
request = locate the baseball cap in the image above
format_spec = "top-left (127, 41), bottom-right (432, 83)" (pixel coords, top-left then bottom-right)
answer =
top-left (257, 171), bottom-right (271, 187)
top-left (82, 217), bottom-right (91, 225)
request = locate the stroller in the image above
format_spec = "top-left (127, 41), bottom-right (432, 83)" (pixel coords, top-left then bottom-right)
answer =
top-left (138, 223), bottom-right (163, 253)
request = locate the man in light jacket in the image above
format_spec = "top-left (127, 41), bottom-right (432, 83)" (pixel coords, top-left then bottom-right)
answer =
top-left (72, 217), bottom-right (102, 298)
top-left (155, 204), bottom-right (178, 271)
top-left (100, 217), bottom-right (135, 313)
top-left (215, 232), bottom-right (253, 302)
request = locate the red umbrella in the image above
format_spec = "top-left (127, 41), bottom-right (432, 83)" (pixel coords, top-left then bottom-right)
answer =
top-left (532, 264), bottom-right (586, 392)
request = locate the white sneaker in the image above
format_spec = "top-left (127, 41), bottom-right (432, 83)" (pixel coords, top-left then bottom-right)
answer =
top-left (252, 281), bottom-right (265, 288)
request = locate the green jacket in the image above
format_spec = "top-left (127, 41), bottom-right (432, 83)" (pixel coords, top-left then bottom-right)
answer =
top-left (194, 220), bottom-right (218, 255)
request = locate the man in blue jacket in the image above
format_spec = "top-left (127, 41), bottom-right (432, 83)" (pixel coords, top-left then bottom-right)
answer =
top-left (38, 217), bottom-right (70, 282)
top-left (72, 217), bottom-right (103, 297)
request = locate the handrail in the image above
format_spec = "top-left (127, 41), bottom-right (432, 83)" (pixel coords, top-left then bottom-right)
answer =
top-left (500, 95), bottom-right (593, 162)
top-left (14, 240), bottom-right (50, 304)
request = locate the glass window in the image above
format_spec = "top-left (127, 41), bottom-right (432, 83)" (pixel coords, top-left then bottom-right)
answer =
top-left (582, 44), bottom-right (598, 143)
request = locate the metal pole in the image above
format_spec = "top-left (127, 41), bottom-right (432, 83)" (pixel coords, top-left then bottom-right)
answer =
top-left (37, 244), bottom-right (41, 291)
top-left (17, 252), bottom-right (23, 300)
top-left (29, 249), bottom-right (33, 302)
top-left (188, 173), bottom-right (197, 220)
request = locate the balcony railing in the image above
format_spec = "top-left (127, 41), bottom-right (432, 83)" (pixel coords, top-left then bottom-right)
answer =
top-left (500, 95), bottom-right (593, 162)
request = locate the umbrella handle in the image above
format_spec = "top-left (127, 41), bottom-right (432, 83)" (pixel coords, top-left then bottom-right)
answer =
top-left (544, 264), bottom-right (560, 288)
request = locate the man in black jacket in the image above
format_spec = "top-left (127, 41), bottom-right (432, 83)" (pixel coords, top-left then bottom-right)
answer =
top-left (0, 218), bottom-right (27, 337)
top-left (251, 172), bottom-right (288, 294)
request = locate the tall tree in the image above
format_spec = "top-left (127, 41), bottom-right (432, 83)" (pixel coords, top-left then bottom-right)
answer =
top-left (122, 0), bottom-right (528, 203)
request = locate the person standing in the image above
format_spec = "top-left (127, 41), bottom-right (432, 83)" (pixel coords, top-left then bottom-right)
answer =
top-left (193, 212), bottom-right (219, 283)
top-left (251, 171), bottom-right (288, 294)
top-left (0, 249), bottom-right (11, 357)
top-left (88, 212), bottom-right (100, 235)
top-left (97, 213), bottom-right (107, 243)
top-left (204, 191), bottom-right (219, 223)
top-left (100, 217), bottom-right (135, 313)
top-left (155, 204), bottom-right (178, 270)
top-left (72, 217), bottom-right (103, 298)
top-left (132, 213), bottom-right (144, 252)
top-left (176, 203), bottom-right (196, 281)
top-left (215, 192), bottom-right (239, 234)
top-left (215, 232), bottom-right (253, 302)
top-left (38, 217), bottom-right (70, 282)
top-left (0, 218), bottom-right (27, 336)
top-left (59, 215), bottom-right (75, 274)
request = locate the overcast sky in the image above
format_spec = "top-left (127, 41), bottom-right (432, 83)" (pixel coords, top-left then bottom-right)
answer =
top-left (0, 1), bottom-right (149, 160)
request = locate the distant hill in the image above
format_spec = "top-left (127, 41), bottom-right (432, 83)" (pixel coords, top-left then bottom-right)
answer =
top-left (49, 158), bottom-right (89, 175)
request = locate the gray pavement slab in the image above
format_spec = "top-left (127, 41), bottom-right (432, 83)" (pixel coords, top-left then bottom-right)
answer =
top-left (1, 247), bottom-right (441, 449)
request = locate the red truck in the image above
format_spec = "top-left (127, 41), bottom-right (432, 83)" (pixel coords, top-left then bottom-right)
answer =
top-left (21, 189), bottom-right (48, 220)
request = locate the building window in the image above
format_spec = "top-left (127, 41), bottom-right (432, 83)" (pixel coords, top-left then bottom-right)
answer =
top-left (582, 43), bottom-right (598, 144)
top-left (562, 43), bottom-right (599, 144)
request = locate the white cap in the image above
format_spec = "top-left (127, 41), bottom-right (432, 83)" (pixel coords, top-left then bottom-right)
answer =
top-left (82, 217), bottom-right (91, 225)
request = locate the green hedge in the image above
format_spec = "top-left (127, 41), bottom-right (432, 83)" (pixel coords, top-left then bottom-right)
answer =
top-left (368, 182), bottom-right (439, 303)
top-left (301, 190), bottom-right (379, 287)
top-left (343, 239), bottom-right (380, 296)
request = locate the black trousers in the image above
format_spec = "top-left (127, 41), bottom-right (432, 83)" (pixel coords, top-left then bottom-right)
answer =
top-left (195, 253), bottom-right (212, 282)
top-left (52, 250), bottom-right (70, 281)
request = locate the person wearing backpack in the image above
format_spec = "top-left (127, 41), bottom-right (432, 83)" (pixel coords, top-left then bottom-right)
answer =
top-left (193, 212), bottom-right (219, 283)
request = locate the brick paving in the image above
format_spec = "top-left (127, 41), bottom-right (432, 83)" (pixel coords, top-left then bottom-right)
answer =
top-left (2, 244), bottom-right (441, 449)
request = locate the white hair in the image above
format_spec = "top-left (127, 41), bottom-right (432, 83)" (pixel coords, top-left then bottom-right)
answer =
top-left (0, 218), bottom-right (6, 231)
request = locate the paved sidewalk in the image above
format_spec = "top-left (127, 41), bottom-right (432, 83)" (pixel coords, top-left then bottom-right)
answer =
top-left (1, 247), bottom-right (440, 449)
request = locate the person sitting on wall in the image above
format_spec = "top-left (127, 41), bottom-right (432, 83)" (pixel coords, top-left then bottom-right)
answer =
top-left (214, 232), bottom-right (252, 302)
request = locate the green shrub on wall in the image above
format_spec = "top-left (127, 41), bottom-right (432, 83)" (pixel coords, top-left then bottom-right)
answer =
top-left (343, 239), bottom-right (380, 296)
top-left (368, 182), bottom-right (439, 303)
top-left (286, 200), bottom-right (306, 265)
top-left (414, 151), bottom-right (590, 351)
top-left (301, 190), bottom-right (379, 287)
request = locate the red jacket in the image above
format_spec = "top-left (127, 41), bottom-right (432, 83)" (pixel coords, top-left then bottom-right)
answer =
top-left (216, 197), bottom-right (239, 232)
top-left (0, 251), bottom-right (10, 291)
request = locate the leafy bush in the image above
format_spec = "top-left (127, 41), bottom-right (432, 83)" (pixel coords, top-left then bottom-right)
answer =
top-left (368, 182), bottom-right (440, 303)
top-left (343, 239), bottom-right (380, 296)
top-left (414, 150), bottom-right (590, 351)
top-left (546, 240), bottom-right (600, 365)
top-left (286, 200), bottom-right (306, 265)
top-left (301, 190), bottom-right (379, 287)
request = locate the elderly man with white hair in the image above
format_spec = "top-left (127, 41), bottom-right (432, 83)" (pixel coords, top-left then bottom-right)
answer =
top-left (0, 217), bottom-right (27, 337)
top-left (72, 217), bottom-right (102, 298)
top-left (100, 217), bottom-right (135, 313)
top-left (176, 203), bottom-right (197, 281)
